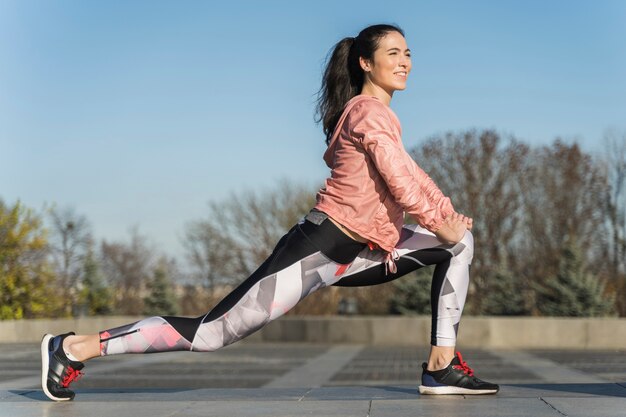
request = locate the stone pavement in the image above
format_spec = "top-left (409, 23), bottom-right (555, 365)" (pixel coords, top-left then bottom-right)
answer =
top-left (0, 342), bottom-right (625, 416)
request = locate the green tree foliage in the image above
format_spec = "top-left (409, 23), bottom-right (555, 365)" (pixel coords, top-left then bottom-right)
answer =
top-left (0, 200), bottom-right (60, 319)
top-left (481, 266), bottom-right (529, 316)
top-left (389, 268), bottom-right (433, 315)
top-left (143, 259), bottom-right (178, 316)
top-left (535, 238), bottom-right (615, 317)
top-left (79, 248), bottom-right (113, 316)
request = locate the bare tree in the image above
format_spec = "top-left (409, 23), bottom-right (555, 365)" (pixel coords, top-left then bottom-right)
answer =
top-left (210, 179), bottom-right (317, 268)
top-left (519, 141), bottom-right (608, 281)
top-left (182, 180), bottom-right (317, 303)
top-left (48, 206), bottom-right (92, 316)
top-left (600, 129), bottom-right (626, 314)
top-left (183, 221), bottom-right (245, 297)
top-left (412, 130), bottom-right (530, 313)
top-left (100, 227), bottom-right (154, 315)
top-left (409, 131), bottom-right (615, 316)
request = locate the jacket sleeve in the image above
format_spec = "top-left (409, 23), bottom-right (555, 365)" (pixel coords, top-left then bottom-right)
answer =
top-left (411, 159), bottom-right (455, 219)
top-left (350, 102), bottom-right (453, 232)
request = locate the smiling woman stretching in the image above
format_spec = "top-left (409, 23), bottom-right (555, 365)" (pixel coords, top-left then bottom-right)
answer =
top-left (41, 23), bottom-right (499, 401)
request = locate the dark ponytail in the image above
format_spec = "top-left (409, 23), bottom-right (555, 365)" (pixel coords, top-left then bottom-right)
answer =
top-left (315, 24), bottom-right (404, 145)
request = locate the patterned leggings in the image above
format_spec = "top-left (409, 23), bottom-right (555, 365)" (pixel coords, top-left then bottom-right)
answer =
top-left (99, 212), bottom-right (473, 355)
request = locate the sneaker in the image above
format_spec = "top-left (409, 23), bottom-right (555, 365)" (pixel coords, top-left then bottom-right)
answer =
top-left (418, 351), bottom-right (499, 395)
top-left (41, 332), bottom-right (85, 401)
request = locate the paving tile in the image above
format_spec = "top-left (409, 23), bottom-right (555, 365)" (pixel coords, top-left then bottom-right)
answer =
top-left (329, 346), bottom-right (430, 382)
top-left (330, 346), bottom-right (538, 384)
top-left (529, 349), bottom-right (626, 381)
top-left (9, 387), bottom-right (311, 402)
top-left (3, 343), bottom-right (626, 417)
top-left (0, 401), bottom-right (192, 417)
top-left (303, 385), bottom-right (419, 400)
top-left (0, 390), bottom-right (29, 401)
top-left (370, 398), bottom-right (563, 417)
top-left (542, 397), bottom-right (626, 417)
top-left (173, 400), bottom-right (370, 417)
top-left (488, 383), bottom-right (626, 398)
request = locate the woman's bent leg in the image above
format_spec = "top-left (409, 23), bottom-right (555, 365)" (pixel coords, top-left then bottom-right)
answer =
top-left (333, 224), bottom-right (474, 348)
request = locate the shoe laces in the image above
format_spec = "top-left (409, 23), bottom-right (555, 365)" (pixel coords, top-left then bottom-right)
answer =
top-left (61, 366), bottom-right (84, 388)
top-left (453, 351), bottom-right (474, 377)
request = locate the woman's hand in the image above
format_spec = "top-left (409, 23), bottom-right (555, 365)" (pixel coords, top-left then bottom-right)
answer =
top-left (434, 212), bottom-right (470, 244)
top-left (453, 212), bottom-right (474, 230)
top-left (463, 215), bottom-right (473, 231)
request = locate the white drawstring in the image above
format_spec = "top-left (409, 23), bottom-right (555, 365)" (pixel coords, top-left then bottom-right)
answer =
top-left (368, 241), bottom-right (400, 275)
top-left (384, 249), bottom-right (400, 275)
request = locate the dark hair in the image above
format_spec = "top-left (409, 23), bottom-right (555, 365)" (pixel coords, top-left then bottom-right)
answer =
top-left (315, 24), bottom-right (405, 145)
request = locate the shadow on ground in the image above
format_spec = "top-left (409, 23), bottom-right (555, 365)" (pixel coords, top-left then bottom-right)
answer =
top-left (10, 382), bottom-right (626, 403)
top-left (503, 383), bottom-right (626, 398)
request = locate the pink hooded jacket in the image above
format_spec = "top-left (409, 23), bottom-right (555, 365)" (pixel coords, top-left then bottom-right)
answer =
top-left (315, 95), bottom-right (455, 253)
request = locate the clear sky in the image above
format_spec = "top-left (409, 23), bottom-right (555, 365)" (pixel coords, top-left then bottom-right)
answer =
top-left (1, 0), bottom-right (625, 258)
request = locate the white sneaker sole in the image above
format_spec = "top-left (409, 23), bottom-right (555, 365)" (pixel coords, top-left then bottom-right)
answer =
top-left (40, 334), bottom-right (71, 402)
top-left (418, 384), bottom-right (498, 395)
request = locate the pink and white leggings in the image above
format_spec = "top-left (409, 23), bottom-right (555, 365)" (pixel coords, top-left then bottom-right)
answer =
top-left (99, 211), bottom-right (473, 355)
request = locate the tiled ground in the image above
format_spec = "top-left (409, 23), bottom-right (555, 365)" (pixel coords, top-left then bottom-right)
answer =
top-left (87, 344), bottom-right (330, 388)
top-left (0, 343), bottom-right (52, 383)
top-left (529, 349), bottom-right (626, 382)
top-left (329, 347), bottom-right (538, 385)
top-left (0, 343), bottom-right (519, 389)
top-left (2, 342), bottom-right (626, 417)
top-left (5, 342), bottom-right (626, 389)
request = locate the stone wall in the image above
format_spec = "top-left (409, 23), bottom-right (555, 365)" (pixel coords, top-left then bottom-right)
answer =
top-left (2, 316), bottom-right (625, 349)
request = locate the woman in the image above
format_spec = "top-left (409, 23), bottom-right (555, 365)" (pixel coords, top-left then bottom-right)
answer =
top-left (41, 24), bottom-right (498, 401)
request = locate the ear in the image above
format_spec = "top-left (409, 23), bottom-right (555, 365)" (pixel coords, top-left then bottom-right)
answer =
top-left (359, 56), bottom-right (371, 72)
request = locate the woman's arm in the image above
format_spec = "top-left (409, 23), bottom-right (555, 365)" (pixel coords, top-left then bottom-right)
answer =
top-left (350, 102), bottom-right (473, 242)
top-left (410, 159), bottom-right (455, 217)
top-left (351, 104), bottom-right (450, 233)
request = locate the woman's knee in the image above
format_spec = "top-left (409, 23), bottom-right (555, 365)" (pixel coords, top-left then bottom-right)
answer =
top-left (462, 230), bottom-right (474, 250)
top-left (452, 230), bottom-right (474, 262)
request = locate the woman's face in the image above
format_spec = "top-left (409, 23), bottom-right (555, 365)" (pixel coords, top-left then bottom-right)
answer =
top-left (361, 31), bottom-right (412, 95)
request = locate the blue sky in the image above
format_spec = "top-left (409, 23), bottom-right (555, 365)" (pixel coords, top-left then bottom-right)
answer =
top-left (1, 0), bottom-right (625, 258)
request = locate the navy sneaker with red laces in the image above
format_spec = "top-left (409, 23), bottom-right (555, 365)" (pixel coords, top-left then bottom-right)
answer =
top-left (41, 332), bottom-right (85, 401)
top-left (418, 351), bottom-right (499, 395)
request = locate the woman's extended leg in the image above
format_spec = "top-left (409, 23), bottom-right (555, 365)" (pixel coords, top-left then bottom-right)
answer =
top-left (42, 217), bottom-right (367, 401)
top-left (63, 218), bottom-right (368, 360)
